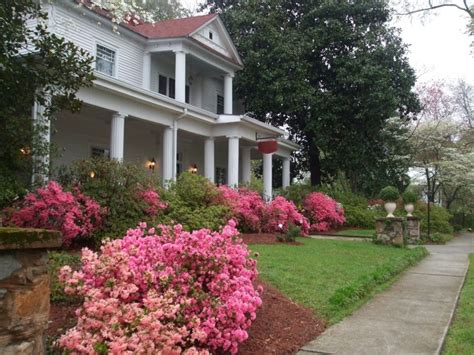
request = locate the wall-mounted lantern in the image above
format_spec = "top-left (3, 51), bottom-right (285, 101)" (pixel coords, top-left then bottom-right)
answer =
top-left (188, 164), bottom-right (198, 174)
top-left (148, 158), bottom-right (156, 171)
top-left (89, 171), bottom-right (96, 178)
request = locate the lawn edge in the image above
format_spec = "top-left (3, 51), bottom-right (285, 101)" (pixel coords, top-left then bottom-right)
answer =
top-left (440, 253), bottom-right (472, 355)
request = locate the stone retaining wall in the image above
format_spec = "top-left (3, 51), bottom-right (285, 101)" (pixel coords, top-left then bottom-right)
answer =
top-left (0, 228), bottom-right (61, 354)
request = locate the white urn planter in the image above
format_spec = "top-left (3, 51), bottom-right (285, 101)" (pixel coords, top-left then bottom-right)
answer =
top-left (384, 202), bottom-right (397, 218)
top-left (405, 203), bottom-right (415, 217)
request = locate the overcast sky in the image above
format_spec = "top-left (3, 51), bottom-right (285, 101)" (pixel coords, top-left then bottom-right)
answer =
top-left (180, 1), bottom-right (473, 86)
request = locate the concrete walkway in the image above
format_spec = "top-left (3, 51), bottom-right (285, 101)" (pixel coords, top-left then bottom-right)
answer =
top-left (299, 233), bottom-right (474, 355)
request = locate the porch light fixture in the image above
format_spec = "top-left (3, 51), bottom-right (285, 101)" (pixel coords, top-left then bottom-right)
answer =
top-left (19, 147), bottom-right (31, 156)
top-left (148, 158), bottom-right (156, 171)
top-left (89, 171), bottom-right (96, 178)
top-left (188, 164), bottom-right (198, 174)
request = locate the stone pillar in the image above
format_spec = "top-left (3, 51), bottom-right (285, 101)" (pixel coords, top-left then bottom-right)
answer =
top-left (142, 52), bottom-right (151, 90)
top-left (282, 157), bottom-right (290, 188)
top-left (375, 217), bottom-right (405, 247)
top-left (406, 217), bottom-right (421, 244)
top-left (110, 112), bottom-right (125, 161)
top-left (241, 147), bottom-right (252, 185)
top-left (0, 228), bottom-right (61, 354)
top-left (227, 136), bottom-right (240, 187)
top-left (204, 137), bottom-right (215, 183)
top-left (162, 127), bottom-right (173, 185)
top-left (174, 50), bottom-right (186, 103)
top-left (263, 153), bottom-right (273, 201)
top-left (31, 101), bottom-right (50, 185)
top-left (224, 73), bottom-right (233, 114)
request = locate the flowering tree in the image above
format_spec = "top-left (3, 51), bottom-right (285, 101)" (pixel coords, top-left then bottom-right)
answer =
top-left (58, 220), bottom-right (262, 354)
top-left (303, 192), bottom-right (345, 232)
top-left (4, 181), bottom-right (104, 246)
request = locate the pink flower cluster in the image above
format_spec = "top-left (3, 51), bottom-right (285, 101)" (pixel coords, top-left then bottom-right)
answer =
top-left (137, 188), bottom-right (167, 216)
top-left (264, 196), bottom-right (310, 235)
top-left (4, 181), bottom-right (104, 246)
top-left (58, 220), bottom-right (262, 354)
top-left (217, 186), bottom-right (265, 232)
top-left (302, 192), bottom-right (345, 232)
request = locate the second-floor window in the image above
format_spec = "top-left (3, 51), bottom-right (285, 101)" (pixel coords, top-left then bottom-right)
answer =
top-left (158, 75), bottom-right (167, 95)
top-left (217, 95), bottom-right (224, 114)
top-left (158, 74), bottom-right (190, 104)
top-left (96, 44), bottom-right (116, 76)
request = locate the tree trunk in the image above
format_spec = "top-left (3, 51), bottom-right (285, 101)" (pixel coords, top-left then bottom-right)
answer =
top-left (309, 142), bottom-right (321, 186)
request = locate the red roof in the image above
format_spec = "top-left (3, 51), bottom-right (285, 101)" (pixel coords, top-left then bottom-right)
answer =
top-left (132, 14), bottom-right (218, 39)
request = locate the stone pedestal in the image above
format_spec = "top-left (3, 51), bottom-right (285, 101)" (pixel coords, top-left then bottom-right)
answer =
top-left (375, 217), bottom-right (404, 247)
top-left (0, 228), bottom-right (61, 354)
top-left (405, 217), bottom-right (421, 244)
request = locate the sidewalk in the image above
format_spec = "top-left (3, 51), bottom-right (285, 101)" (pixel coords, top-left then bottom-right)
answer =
top-left (299, 233), bottom-right (474, 355)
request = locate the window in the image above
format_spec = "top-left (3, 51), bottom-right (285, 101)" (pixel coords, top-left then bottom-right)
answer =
top-left (158, 75), bottom-right (167, 95)
top-left (168, 78), bottom-right (175, 99)
top-left (95, 44), bottom-right (116, 76)
top-left (176, 152), bottom-right (183, 176)
top-left (209, 31), bottom-right (213, 40)
top-left (185, 85), bottom-right (190, 104)
top-left (217, 95), bottom-right (224, 114)
top-left (91, 147), bottom-right (110, 158)
top-left (215, 167), bottom-right (226, 185)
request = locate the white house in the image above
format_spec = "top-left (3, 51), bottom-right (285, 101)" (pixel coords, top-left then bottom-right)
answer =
top-left (39, 1), bottom-right (299, 199)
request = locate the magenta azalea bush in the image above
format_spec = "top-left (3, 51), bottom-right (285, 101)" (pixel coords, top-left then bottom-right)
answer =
top-left (58, 220), bottom-right (262, 354)
top-left (303, 192), bottom-right (345, 232)
top-left (217, 186), bottom-right (265, 232)
top-left (137, 187), bottom-right (167, 216)
top-left (4, 181), bottom-right (104, 246)
top-left (264, 196), bottom-right (310, 235)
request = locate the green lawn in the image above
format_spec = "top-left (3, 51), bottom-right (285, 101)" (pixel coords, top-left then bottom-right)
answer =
top-left (335, 229), bottom-right (375, 237)
top-left (443, 253), bottom-right (474, 354)
top-left (251, 238), bottom-right (427, 325)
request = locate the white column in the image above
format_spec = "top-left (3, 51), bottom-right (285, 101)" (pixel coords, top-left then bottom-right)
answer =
top-left (263, 153), bottom-right (273, 201)
top-left (282, 157), bottom-right (291, 188)
top-left (240, 147), bottom-right (252, 185)
top-left (224, 73), bottom-right (233, 114)
top-left (227, 136), bottom-right (240, 187)
top-left (175, 50), bottom-right (186, 103)
top-left (32, 101), bottom-right (50, 185)
top-left (110, 112), bottom-right (125, 161)
top-left (162, 126), bottom-right (173, 185)
top-left (204, 137), bottom-right (215, 182)
top-left (142, 52), bottom-right (151, 90)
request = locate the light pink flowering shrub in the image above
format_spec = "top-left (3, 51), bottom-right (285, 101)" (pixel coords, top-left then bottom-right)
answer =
top-left (263, 196), bottom-right (310, 235)
top-left (216, 186), bottom-right (265, 232)
top-left (136, 187), bottom-right (167, 216)
top-left (302, 192), bottom-right (345, 232)
top-left (4, 181), bottom-right (104, 246)
top-left (58, 220), bottom-right (262, 354)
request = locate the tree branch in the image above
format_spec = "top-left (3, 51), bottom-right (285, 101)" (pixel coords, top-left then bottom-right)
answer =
top-left (396, 2), bottom-right (473, 18)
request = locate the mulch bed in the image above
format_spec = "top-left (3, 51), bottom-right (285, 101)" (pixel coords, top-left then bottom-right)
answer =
top-left (240, 233), bottom-right (303, 245)
top-left (47, 281), bottom-right (325, 354)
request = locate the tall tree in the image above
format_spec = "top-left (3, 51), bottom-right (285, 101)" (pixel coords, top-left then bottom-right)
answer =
top-left (0, 0), bottom-right (94, 207)
top-left (202, 0), bottom-right (420, 194)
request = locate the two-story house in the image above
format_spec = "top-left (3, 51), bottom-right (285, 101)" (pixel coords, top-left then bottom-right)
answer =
top-left (38, 1), bottom-right (299, 199)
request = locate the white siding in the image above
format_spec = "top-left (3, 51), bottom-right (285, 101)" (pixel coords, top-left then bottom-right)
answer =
top-left (193, 23), bottom-right (231, 58)
top-left (48, 5), bottom-right (145, 87)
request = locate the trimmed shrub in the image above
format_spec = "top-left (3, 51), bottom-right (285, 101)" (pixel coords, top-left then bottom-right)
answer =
top-left (413, 201), bottom-right (453, 235)
top-left (302, 192), bottom-right (346, 232)
top-left (163, 172), bottom-right (231, 231)
top-left (216, 185), bottom-right (266, 233)
top-left (343, 205), bottom-right (379, 228)
top-left (3, 181), bottom-right (104, 246)
top-left (402, 191), bottom-right (418, 204)
top-left (281, 183), bottom-right (315, 207)
top-left (379, 186), bottom-right (400, 202)
top-left (263, 196), bottom-right (310, 235)
top-left (58, 220), bottom-right (261, 354)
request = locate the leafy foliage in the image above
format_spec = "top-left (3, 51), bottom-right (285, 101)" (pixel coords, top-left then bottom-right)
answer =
top-left (413, 201), bottom-right (453, 235)
top-left (0, 0), bottom-right (94, 205)
top-left (58, 220), bottom-right (262, 354)
top-left (402, 191), bottom-right (418, 204)
top-left (48, 251), bottom-right (81, 303)
top-left (302, 192), bottom-right (345, 232)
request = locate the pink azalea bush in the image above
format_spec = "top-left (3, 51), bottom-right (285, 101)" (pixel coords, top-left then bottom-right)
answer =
top-left (58, 220), bottom-right (262, 354)
top-left (4, 181), bottom-right (104, 246)
top-left (302, 192), bottom-right (345, 232)
top-left (216, 186), bottom-right (265, 232)
top-left (137, 187), bottom-right (167, 216)
top-left (263, 196), bottom-right (310, 235)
